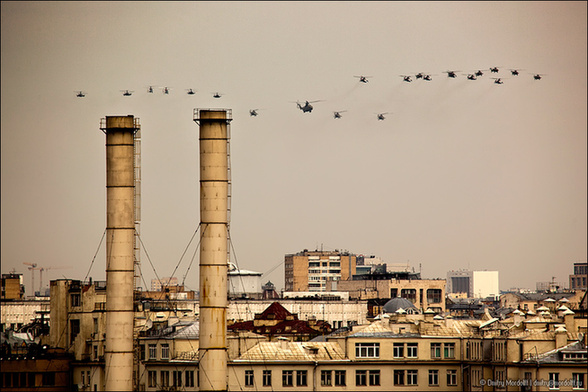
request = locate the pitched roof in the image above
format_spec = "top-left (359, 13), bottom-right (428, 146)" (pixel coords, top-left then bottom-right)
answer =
top-left (235, 341), bottom-right (348, 362)
top-left (256, 302), bottom-right (296, 320)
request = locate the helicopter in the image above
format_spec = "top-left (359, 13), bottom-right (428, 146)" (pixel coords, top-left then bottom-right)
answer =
top-left (147, 86), bottom-right (155, 93)
top-left (249, 109), bottom-right (262, 116)
top-left (492, 78), bottom-right (504, 84)
top-left (121, 90), bottom-right (134, 96)
top-left (445, 70), bottom-right (459, 78)
top-left (422, 74), bottom-right (433, 81)
top-left (490, 67), bottom-right (500, 73)
top-left (294, 100), bottom-right (322, 113)
top-left (333, 110), bottom-right (347, 119)
top-left (212, 92), bottom-right (224, 98)
top-left (510, 69), bottom-right (523, 76)
top-left (354, 75), bottom-right (371, 83)
top-left (400, 75), bottom-right (412, 82)
top-left (464, 74), bottom-right (477, 81)
top-left (475, 70), bottom-right (484, 77)
top-left (186, 89), bottom-right (196, 95)
top-left (532, 74), bottom-right (544, 80)
top-left (162, 87), bottom-right (171, 94)
top-left (75, 91), bottom-right (86, 97)
top-left (376, 112), bottom-right (389, 120)
top-left (415, 72), bottom-right (424, 79)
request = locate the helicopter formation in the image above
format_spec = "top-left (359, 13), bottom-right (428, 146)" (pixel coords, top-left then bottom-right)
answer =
top-left (75, 67), bottom-right (544, 120)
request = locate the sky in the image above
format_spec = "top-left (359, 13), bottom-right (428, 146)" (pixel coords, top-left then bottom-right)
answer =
top-left (2, 1), bottom-right (586, 295)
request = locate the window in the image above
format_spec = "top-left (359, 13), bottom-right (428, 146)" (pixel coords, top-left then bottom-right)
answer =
top-left (407, 370), bottom-right (418, 386)
top-left (86, 371), bottom-right (90, 387)
top-left (355, 343), bottom-right (380, 358)
top-left (93, 345), bottom-right (98, 360)
top-left (161, 343), bottom-right (170, 360)
top-left (296, 370), bottom-right (308, 386)
top-left (549, 373), bottom-right (559, 390)
top-left (185, 370), bottom-right (195, 388)
top-left (427, 289), bottom-right (443, 303)
top-left (173, 371), bottom-right (182, 387)
top-left (70, 319), bottom-right (80, 343)
top-left (447, 369), bottom-right (457, 386)
top-left (245, 370), bottom-right (254, 387)
top-left (401, 288), bottom-right (417, 303)
top-left (140, 344), bottom-right (145, 361)
top-left (82, 371), bottom-right (86, 387)
top-left (321, 370), bottom-right (332, 386)
top-left (263, 370), bottom-right (272, 387)
top-left (334, 370), bottom-right (346, 386)
top-left (429, 370), bottom-right (439, 386)
top-left (71, 293), bottom-right (81, 307)
top-left (393, 343), bottom-right (404, 358)
top-left (356, 370), bottom-right (367, 386)
top-left (444, 343), bottom-right (455, 358)
top-left (394, 370), bottom-right (405, 385)
top-left (148, 371), bottom-right (156, 388)
top-left (407, 343), bottom-right (418, 358)
top-left (572, 373), bottom-right (584, 390)
top-left (42, 373), bottom-right (55, 386)
top-left (160, 371), bottom-right (169, 388)
top-left (282, 370), bottom-right (293, 387)
top-left (431, 343), bottom-right (442, 359)
top-left (495, 370), bottom-right (505, 389)
top-left (369, 370), bottom-right (380, 386)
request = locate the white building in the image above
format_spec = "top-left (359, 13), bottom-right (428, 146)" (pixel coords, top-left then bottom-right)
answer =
top-left (228, 264), bottom-right (262, 298)
top-left (447, 270), bottom-right (499, 299)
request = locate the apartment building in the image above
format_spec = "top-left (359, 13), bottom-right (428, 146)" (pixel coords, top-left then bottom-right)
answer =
top-left (285, 249), bottom-right (357, 292)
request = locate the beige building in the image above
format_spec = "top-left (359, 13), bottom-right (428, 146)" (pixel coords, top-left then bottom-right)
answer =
top-left (134, 308), bottom-right (586, 391)
top-left (1, 273), bottom-right (24, 300)
top-left (337, 277), bottom-right (446, 312)
top-left (285, 249), bottom-right (357, 292)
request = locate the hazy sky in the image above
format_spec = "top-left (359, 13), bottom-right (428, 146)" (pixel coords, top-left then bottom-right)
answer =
top-left (2, 2), bottom-right (586, 294)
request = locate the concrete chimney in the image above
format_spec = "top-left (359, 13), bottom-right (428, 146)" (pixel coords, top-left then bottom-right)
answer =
top-left (194, 109), bottom-right (231, 391)
top-left (101, 115), bottom-right (139, 391)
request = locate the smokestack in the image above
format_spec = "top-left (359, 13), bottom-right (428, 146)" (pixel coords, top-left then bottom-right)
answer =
top-left (194, 109), bottom-right (231, 391)
top-left (101, 115), bottom-right (139, 391)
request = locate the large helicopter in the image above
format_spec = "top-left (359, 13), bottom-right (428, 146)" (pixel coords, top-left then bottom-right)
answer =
top-left (490, 67), bottom-right (500, 73)
top-left (147, 86), bottom-right (155, 93)
top-left (186, 89), bottom-right (196, 95)
top-left (475, 70), bottom-right (484, 77)
top-left (249, 109), bottom-right (262, 116)
top-left (464, 73), bottom-right (477, 81)
top-left (333, 110), bottom-right (347, 119)
top-left (415, 72), bottom-right (424, 79)
top-left (354, 75), bottom-right (371, 83)
top-left (162, 87), bottom-right (171, 94)
top-left (510, 69), bottom-right (523, 76)
top-left (532, 74), bottom-right (544, 80)
top-left (492, 78), bottom-right (504, 84)
top-left (445, 70), bottom-right (459, 78)
top-left (212, 92), bottom-right (224, 98)
top-left (400, 75), bottom-right (412, 82)
top-left (376, 112), bottom-right (389, 121)
top-left (422, 74), bottom-right (433, 81)
top-left (121, 90), bottom-right (134, 96)
top-left (294, 100), bottom-right (322, 113)
top-left (75, 91), bottom-right (86, 97)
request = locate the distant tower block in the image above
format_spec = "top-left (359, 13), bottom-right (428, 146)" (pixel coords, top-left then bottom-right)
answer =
top-left (194, 109), bottom-right (232, 391)
top-left (100, 115), bottom-right (140, 392)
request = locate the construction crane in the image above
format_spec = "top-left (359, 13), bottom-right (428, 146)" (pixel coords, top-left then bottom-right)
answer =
top-left (23, 262), bottom-right (39, 295)
top-left (39, 266), bottom-right (69, 294)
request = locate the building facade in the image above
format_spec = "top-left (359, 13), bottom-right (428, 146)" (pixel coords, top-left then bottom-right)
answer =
top-left (570, 262), bottom-right (587, 290)
top-left (285, 249), bottom-right (357, 292)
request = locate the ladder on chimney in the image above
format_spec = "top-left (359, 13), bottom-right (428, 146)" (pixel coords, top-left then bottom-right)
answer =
top-left (226, 121), bottom-right (232, 264)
